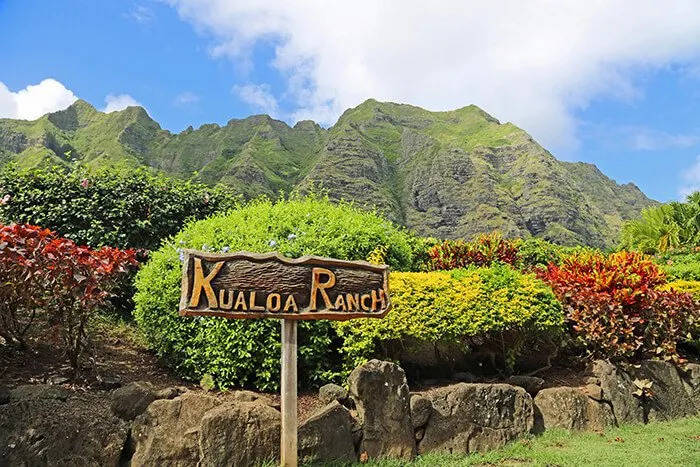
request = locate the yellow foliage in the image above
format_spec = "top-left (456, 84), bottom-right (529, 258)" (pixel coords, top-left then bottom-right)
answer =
top-left (660, 280), bottom-right (700, 299)
top-left (334, 265), bottom-right (563, 370)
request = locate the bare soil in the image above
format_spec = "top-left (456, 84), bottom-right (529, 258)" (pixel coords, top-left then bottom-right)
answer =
top-left (0, 319), bottom-right (591, 422)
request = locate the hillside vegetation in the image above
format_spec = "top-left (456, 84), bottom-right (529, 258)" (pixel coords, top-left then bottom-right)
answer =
top-left (0, 99), bottom-right (655, 247)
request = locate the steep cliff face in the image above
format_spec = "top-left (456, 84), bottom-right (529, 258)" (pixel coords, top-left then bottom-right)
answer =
top-left (0, 99), bottom-right (655, 248)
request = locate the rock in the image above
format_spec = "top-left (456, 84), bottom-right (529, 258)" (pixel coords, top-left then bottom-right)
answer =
top-left (589, 360), bottom-right (644, 424)
top-left (506, 375), bottom-right (545, 396)
top-left (419, 383), bottom-right (533, 454)
top-left (0, 385), bottom-right (9, 405)
top-left (415, 428), bottom-right (425, 442)
top-left (0, 385), bottom-right (129, 466)
top-left (298, 401), bottom-right (356, 464)
top-left (229, 390), bottom-right (260, 402)
top-left (628, 360), bottom-right (698, 422)
top-left (198, 401), bottom-right (280, 467)
top-left (585, 377), bottom-right (601, 386)
top-left (111, 381), bottom-right (159, 421)
top-left (580, 384), bottom-right (604, 401)
top-left (682, 363), bottom-right (700, 411)
top-left (452, 372), bottom-right (477, 383)
top-left (319, 383), bottom-right (349, 406)
top-left (410, 394), bottom-right (432, 429)
top-left (534, 387), bottom-right (615, 432)
top-left (48, 375), bottom-right (71, 385)
top-left (96, 375), bottom-right (122, 390)
top-left (348, 359), bottom-right (416, 460)
top-left (156, 386), bottom-right (187, 400)
top-left (9, 384), bottom-right (71, 402)
top-left (130, 392), bottom-right (219, 466)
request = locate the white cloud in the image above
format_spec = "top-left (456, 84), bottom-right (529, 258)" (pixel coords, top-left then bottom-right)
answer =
top-left (626, 127), bottom-right (700, 151)
top-left (129, 5), bottom-right (156, 25)
top-left (168, 0), bottom-right (700, 151)
top-left (233, 83), bottom-right (278, 116)
top-left (174, 91), bottom-right (200, 106)
top-left (103, 94), bottom-right (143, 113)
top-left (0, 79), bottom-right (77, 120)
top-left (679, 155), bottom-right (700, 199)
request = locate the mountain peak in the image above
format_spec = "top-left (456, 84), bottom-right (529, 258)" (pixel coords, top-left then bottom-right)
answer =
top-left (46, 99), bottom-right (98, 130)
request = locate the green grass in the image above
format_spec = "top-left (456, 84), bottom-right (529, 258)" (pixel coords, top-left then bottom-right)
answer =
top-left (355, 417), bottom-right (700, 466)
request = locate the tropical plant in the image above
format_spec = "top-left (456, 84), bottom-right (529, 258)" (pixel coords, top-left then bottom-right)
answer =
top-left (0, 223), bottom-right (138, 366)
top-left (538, 250), bottom-right (699, 362)
top-left (133, 195), bottom-right (417, 390)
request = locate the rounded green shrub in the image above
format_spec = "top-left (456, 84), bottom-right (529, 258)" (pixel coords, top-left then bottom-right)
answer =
top-left (334, 264), bottom-right (564, 373)
top-left (133, 195), bottom-right (417, 391)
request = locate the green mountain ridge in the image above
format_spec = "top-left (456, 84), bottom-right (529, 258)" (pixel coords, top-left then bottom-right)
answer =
top-left (0, 98), bottom-right (655, 248)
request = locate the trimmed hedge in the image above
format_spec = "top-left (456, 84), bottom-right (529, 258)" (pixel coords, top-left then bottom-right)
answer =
top-left (0, 164), bottom-right (239, 250)
top-left (334, 265), bottom-right (564, 372)
top-left (133, 196), bottom-right (417, 390)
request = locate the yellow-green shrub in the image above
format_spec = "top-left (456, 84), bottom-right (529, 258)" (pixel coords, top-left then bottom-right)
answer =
top-left (334, 264), bottom-right (564, 372)
top-left (661, 280), bottom-right (700, 300)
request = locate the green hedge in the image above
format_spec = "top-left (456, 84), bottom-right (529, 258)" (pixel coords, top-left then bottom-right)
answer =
top-left (133, 196), bottom-right (417, 390)
top-left (656, 250), bottom-right (700, 281)
top-left (334, 265), bottom-right (564, 372)
top-left (0, 164), bottom-right (239, 250)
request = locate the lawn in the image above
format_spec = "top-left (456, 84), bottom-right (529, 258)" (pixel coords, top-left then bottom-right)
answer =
top-left (357, 416), bottom-right (700, 467)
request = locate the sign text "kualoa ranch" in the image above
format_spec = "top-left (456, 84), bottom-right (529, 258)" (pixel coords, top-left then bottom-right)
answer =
top-left (179, 250), bottom-right (391, 320)
top-left (179, 249), bottom-right (391, 467)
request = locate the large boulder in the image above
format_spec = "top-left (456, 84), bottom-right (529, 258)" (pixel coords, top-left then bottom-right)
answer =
top-left (198, 401), bottom-right (280, 467)
top-left (589, 360), bottom-right (644, 424)
top-left (628, 360), bottom-right (698, 422)
top-left (130, 392), bottom-right (219, 467)
top-left (682, 363), bottom-right (700, 411)
top-left (419, 383), bottom-right (533, 454)
top-left (0, 385), bottom-right (129, 466)
top-left (298, 401), bottom-right (356, 464)
top-left (111, 381), bottom-right (158, 421)
top-left (534, 387), bottom-right (615, 432)
top-left (410, 394), bottom-right (432, 429)
top-left (348, 359), bottom-right (416, 460)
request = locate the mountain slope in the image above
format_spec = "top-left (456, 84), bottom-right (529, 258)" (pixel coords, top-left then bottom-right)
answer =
top-left (0, 99), bottom-right (655, 248)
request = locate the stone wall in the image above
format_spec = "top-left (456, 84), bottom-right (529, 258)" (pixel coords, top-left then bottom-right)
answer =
top-left (1, 359), bottom-right (699, 466)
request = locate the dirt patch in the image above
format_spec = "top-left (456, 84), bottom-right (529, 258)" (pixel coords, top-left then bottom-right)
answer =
top-left (0, 319), bottom-right (329, 421)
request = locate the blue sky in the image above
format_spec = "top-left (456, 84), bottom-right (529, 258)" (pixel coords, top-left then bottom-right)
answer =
top-left (1, 0), bottom-right (700, 202)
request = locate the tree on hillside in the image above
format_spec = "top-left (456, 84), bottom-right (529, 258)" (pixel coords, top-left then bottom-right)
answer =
top-left (621, 192), bottom-right (700, 254)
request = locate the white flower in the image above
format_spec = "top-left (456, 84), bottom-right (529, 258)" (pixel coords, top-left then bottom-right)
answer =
top-left (268, 240), bottom-right (277, 247)
top-left (287, 234), bottom-right (297, 240)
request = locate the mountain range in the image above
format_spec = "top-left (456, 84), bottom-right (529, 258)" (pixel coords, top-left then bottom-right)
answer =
top-left (0, 99), bottom-right (655, 248)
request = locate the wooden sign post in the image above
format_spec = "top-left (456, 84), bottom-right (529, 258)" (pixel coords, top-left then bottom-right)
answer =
top-left (179, 250), bottom-right (392, 467)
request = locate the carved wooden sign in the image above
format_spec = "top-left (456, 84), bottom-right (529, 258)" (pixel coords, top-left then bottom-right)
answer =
top-left (179, 250), bottom-right (391, 320)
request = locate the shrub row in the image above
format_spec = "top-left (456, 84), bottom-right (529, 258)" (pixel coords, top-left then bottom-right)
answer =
top-left (334, 265), bottom-right (564, 373)
top-left (133, 197), bottom-right (700, 389)
top-left (0, 224), bottom-right (137, 367)
top-left (0, 164), bottom-right (240, 250)
top-left (133, 196), bottom-right (418, 390)
top-left (426, 233), bottom-right (578, 272)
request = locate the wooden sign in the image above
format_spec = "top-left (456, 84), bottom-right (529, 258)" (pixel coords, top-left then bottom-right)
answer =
top-left (179, 249), bottom-right (392, 467)
top-left (179, 250), bottom-right (391, 320)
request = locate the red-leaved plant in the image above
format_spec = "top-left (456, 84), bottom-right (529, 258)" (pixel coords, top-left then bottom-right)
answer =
top-left (0, 224), bottom-right (138, 367)
top-left (538, 250), bottom-right (699, 363)
top-left (427, 232), bottom-right (519, 270)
